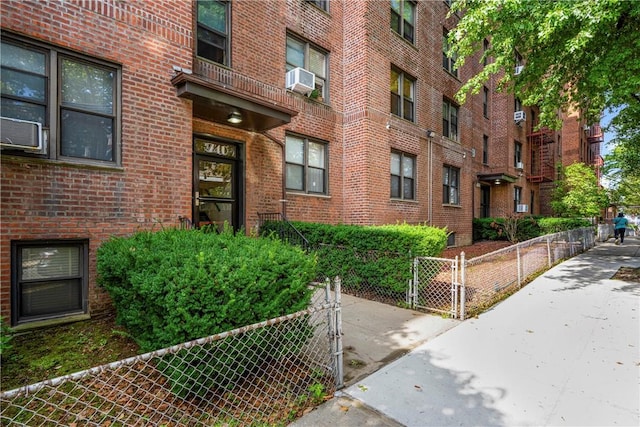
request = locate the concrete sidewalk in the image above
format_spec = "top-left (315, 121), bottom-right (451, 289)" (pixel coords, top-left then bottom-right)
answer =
top-left (292, 235), bottom-right (640, 426)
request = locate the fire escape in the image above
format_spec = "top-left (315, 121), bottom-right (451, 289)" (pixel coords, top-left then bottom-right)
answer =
top-left (527, 127), bottom-right (556, 183)
top-left (586, 124), bottom-right (604, 183)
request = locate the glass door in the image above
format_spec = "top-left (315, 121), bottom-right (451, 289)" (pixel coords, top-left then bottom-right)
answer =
top-left (194, 137), bottom-right (241, 232)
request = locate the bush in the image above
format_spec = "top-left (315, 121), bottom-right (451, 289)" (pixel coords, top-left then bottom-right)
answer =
top-left (97, 227), bottom-right (317, 398)
top-left (0, 316), bottom-right (13, 357)
top-left (537, 217), bottom-right (592, 234)
top-left (261, 221), bottom-right (447, 293)
top-left (473, 216), bottom-right (593, 242)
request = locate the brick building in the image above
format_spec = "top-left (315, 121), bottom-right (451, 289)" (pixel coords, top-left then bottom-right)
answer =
top-left (0, 0), bottom-right (598, 327)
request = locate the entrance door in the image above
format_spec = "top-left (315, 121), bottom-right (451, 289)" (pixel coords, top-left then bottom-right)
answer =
top-left (194, 137), bottom-right (242, 232)
top-left (480, 185), bottom-right (490, 218)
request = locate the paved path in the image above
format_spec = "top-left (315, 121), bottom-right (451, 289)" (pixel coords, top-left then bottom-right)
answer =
top-left (293, 235), bottom-right (640, 426)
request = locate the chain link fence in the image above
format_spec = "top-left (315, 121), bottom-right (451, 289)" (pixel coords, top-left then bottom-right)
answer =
top-left (411, 256), bottom-right (459, 317)
top-left (1, 283), bottom-right (342, 426)
top-left (461, 227), bottom-right (595, 318)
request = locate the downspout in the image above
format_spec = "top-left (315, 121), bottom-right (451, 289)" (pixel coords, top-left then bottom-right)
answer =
top-left (261, 131), bottom-right (287, 218)
top-left (428, 136), bottom-right (433, 224)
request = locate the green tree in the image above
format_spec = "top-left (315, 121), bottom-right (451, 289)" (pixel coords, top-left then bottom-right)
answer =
top-left (448, 0), bottom-right (640, 130)
top-left (608, 174), bottom-right (640, 216)
top-left (604, 101), bottom-right (640, 185)
top-left (551, 163), bottom-right (609, 218)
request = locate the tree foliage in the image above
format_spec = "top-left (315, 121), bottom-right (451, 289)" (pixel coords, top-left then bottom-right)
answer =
top-left (604, 101), bottom-right (640, 189)
top-left (449, 0), bottom-right (640, 130)
top-left (551, 163), bottom-right (609, 218)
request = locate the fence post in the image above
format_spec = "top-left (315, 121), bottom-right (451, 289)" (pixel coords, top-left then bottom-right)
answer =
top-left (546, 236), bottom-right (552, 267)
top-left (516, 244), bottom-right (522, 287)
top-left (459, 253), bottom-right (465, 320)
top-left (333, 276), bottom-right (344, 389)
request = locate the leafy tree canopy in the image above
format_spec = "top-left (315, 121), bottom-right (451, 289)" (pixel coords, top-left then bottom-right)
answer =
top-left (604, 101), bottom-right (640, 183)
top-left (449, 0), bottom-right (640, 130)
top-left (551, 163), bottom-right (609, 218)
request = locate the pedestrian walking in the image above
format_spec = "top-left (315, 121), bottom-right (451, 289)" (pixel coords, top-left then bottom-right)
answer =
top-left (613, 212), bottom-right (629, 244)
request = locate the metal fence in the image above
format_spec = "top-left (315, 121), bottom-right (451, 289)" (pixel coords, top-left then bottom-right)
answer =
top-left (1, 282), bottom-right (343, 426)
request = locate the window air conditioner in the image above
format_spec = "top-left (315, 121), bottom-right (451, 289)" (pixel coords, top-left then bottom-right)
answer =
top-left (516, 204), bottom-right (529, 213)
top-left (514, 111), bottom-right (526, 123)
top-left (0, 117), bottom-right (43, 151)
top-left (516, 161), bottom-right (524, 170)
top-left (285, 67), bottom-right (315, 95)
top-left (515, 65), bottom-right (524, 75)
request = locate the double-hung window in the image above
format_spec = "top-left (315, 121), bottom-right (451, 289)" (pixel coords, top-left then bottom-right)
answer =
top-left (442, 99), bottom-right (459, 142)
top-left (11, 240), bottom-right (88, 325)
top-left (390, 151), bottom-right (415, 200)
top-left (483, 86), bottom-right (489, 118)
top-left (390, 67), bottom-right (415, 122)
top-left (286, 34), bottom-right (328, 99)
top-left (197, 0), bottom-right (230, 66)
top-left (391, 0), bottom-right (415, 44)
top-left (306, 0), bottom-right (328, 11)
top-left (514, 186), bottom-right (522, 213)
top-left (443, 165), bottom-right (460, 205)
top-left (483, 135), bottom-right (489, 164)
top-left (514, 141), bottom-right (522, 166)
top-left (442, 30), bottom-right (458, 77)
top-left (286, 134), bottom-right (328, 195)
top-left (1, 36), bottom-right (120, 165)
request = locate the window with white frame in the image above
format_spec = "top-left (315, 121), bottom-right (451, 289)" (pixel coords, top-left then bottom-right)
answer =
top-left (514, 141), bottom-right (522, 166)
top-left (391, 0), bottom-right (415, 44)
top-left (1, 35), bottom-right (120, 165)
top-left (286, 34), bottom-right (328, 99)
top-left (443, 165), bottom-right (460, 205)
top-left (11, 240), bottom-right (88, 325)
top-left (390, 67), bottom-right (415, 122)
top-left (442, 99), bottom-right (459, 142)
top-left (514, 186), bottom-right (522, 212)
top-left (285, 134), bottom-right (328, 194)
top-left (514, 97), bottom-right (523, 112)
top-left (197, 0), bottom-right (230, 65)
top-left (390, 151), bottom-right (415, 200)
top-left (442, 29), bottom-right (458, 77)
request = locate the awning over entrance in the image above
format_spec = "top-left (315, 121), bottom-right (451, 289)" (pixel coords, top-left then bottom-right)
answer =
top-left (171, 72), bottom-right (297, 132)
top-left (477, 173), bottom-right (518, 186)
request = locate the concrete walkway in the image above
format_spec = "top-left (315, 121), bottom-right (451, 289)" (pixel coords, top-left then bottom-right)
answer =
top-left (292, 235), bottom-right (640, 426)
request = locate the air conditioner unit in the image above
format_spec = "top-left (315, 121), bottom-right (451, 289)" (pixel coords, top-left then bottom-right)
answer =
top-left (514, 111), bottom-right (526, 123)
top-left (516, 204), bottom-right (529, 213)
top-left (0, 117), bottom-right (43, 151)
top-left (285, 67), bottom-right (315, 95)
top-left (516, 161), bottom-right (524, 170)
top-left (514, 65), bottom-right (524, 75)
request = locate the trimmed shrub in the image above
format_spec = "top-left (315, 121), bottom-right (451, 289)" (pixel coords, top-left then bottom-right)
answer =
top-left (97, 227), bottom-right (317, 398)
top-left (261, 221), bottom-right (447, 293)
top-left (537, 217), bottom-right (592, 234)
top-left (473, 216), bottom-right (593, 242)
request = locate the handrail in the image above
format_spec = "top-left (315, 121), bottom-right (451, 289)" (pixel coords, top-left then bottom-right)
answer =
top-left (257, 212), bottom-right (311, 251)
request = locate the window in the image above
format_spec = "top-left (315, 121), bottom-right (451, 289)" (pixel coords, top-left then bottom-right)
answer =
top-left (483, 135), bottom-right (489, 164)
top-left (483, 86), bottom-right (489, 118)
top-left (285, 134), bottom-right (328, 194)
top-left (286, 34), bottom-right (328, 99)
top-left (443, 165), bottom-right (460, 205)
top-left (306, 0), bottom-right (328, 11)
top-left (390, 67), bottom-right (415, 122)
top-left (391, 0), bottom-right (415, 43)
top-left (483, 39), bottom-right (490, 66)
top-left (11, 240), bottom-right (88, 325)
top-left (1, 36), bottom-right (120, 165)
top-left (514, 141), bottom-right (522, 166)
top-left (514, 186), bottom-right (522, 212)
top-left (197, 0), bottom-right (230, 65)
top-left (530, 190), bottom-right (535, 215)
top-left (390, 151), bottom-right (415, 200)
top-left (514, 97), bottom-right (523, 112)
top-left (442, 30), bottom-right (457, 77)
top-left (442, 99), bottom-right (459, 142)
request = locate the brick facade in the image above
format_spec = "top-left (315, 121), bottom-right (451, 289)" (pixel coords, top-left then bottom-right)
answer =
top-left (0, 0), bottom-right (593, 326)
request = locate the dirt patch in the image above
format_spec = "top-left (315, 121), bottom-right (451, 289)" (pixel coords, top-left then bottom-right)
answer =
top-left (612, 267), bottom-right (640, 283)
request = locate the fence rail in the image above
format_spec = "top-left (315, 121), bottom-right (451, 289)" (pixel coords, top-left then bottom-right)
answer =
top-left (1, 282), bottom-right (343, 426)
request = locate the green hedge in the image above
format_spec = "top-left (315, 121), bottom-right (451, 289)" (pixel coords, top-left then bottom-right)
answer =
top-left (97, 227), bottom-right (317, 397)
top-left (473, 216), bottom-right (592, 242)
top-left (261, 221), bottom-right (447, 293)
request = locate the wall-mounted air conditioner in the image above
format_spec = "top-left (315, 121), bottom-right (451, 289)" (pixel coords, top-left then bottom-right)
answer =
top-left (516, 161), bottom-right (524, 170)
top-left (515, 65), bottom-right (524, 75)
top-left (0, 117), bottom-right (43, 151)
top-left (285, 67), bottom-right (315, 95)
top-left (516, 204), bottom-right (529, 213)
top-left (514, 111), bottom-right (526, 123)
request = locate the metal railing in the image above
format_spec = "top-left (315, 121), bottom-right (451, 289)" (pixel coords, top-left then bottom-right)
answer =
top-left (1, 282), bottom-right (343, 426)
top-left (258, 212), bottom-right (311, 251)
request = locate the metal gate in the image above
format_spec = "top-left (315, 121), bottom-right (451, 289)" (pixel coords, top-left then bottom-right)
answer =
top-left (411, 256), bottom-right (461, 318)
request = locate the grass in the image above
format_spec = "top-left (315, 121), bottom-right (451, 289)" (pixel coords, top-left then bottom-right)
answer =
top-left (1, 313), bottom-right (139, 392)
